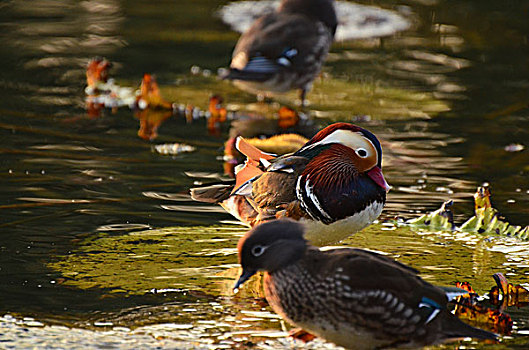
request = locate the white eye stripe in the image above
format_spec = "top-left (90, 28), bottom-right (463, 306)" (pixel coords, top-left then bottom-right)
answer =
top-left (251, 245), bottom-right (267, 257)
top-left (303, 130), bottom-right (379, 163)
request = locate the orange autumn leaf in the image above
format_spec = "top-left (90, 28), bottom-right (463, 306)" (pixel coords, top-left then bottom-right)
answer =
top-left (455, 281), bottom-right (476, 294)
top-left (454, 301), bottom-right (513, 335)
top-left (278, 106), bottom-right (299, 129)
top-left (490, 285), bottom-right (529, 307)
top-left (453, 281), bottom-right (513, 335)
top-left (137, 74), bottom-right (172, 110)
top-left (86, 57), bottom-right (111, 88)
top-left (489, 273), bottom-right (529, 308)
top-left (208, 95), bottom-right (227, 123)
top-left (207, 95), bottom-right (228, 136)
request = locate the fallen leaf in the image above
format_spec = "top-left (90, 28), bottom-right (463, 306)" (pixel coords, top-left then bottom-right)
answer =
top-left (453, 280), bottom-right (513, 335)
top-left (137, 74), bottom-right (173, 110)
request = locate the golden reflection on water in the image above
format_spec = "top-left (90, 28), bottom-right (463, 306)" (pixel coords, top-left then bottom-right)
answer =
top-left (0, 0), bottom-right (528, 348)
top-left (45, 221), bottom-right (529, 348)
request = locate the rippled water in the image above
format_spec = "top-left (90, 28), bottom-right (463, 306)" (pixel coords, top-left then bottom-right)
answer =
top-left (0, 0), bottom-right (528, 348)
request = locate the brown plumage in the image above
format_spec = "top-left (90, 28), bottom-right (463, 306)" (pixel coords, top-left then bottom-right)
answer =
top-left (235, 219), bottom-right (498, 349)
top-left (191, 122), bottom-right (389, 246)
top-left (222, 0), bottom-right (337, 105)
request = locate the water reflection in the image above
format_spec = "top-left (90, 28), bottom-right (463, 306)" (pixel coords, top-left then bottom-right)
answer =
top-left (41, 222), bottom-right (529, 348)
top-left (219, 0), bottom-right (410, 41)
top-left (0, 0), bottom-right (528, 348)
top-left (1, 0), bottom-right (125, 111)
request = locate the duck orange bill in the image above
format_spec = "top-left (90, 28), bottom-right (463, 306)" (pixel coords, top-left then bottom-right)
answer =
top-left (367, 166), bottom-right (390, 192)
top-left (233, 268), bottom-right (257, 291)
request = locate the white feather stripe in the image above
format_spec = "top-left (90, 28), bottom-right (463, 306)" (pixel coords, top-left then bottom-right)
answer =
top-left (296, 176), bottom-right (316, 220)
top-left (299, 129), bottom-right (379, 165)
top-left (425, 309), bottom-right (440, 324)
top-left (304, 178), bottom-right (332, 221)
top-left (418, 301), bottom-right (441, 324)
top-left (277, 57), bottom-right (291, 66)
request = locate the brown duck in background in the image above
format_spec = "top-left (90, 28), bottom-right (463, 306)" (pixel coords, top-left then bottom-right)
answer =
top-left (222, 0), bottom-right (337, 105)
top-left (234, 219), bottom-right (498, 349)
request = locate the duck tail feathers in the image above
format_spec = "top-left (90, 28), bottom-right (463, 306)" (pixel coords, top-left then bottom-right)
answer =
top-left (190, 182), bottom-right (234, 203)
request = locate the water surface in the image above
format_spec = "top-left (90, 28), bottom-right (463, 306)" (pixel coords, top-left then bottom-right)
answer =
top-left (0, 0), bottom-right (528, 348)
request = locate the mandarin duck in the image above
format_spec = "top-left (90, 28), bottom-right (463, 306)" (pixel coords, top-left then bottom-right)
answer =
top-left (234, 219), bottom-right (498, 349)
top-left (222, 0), bottom-right (337, 105)
top-left (191, 122), bottom-right (389, 246)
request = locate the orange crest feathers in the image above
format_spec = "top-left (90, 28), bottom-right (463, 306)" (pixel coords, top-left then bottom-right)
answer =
top-left (231, 137), bottom-right (276, 194)
top-left (236, 137), bottom-right (275, 162)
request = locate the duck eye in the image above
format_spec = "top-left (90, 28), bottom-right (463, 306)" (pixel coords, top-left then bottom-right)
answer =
top-left (356, 148), bottom-right (368, 158)
top-left (251, 245), bottom-right (266, 257)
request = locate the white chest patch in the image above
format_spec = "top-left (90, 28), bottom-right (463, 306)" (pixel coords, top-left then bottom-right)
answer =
top-left (301, 201), bottom-right (384, 246)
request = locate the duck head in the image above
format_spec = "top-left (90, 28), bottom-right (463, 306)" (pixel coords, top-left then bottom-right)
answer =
top-left (234, 219), bottom-right (307, 290)
top-left (296, 122), bottom-right (390, 192)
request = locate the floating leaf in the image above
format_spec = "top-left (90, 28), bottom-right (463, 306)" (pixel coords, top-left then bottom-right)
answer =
top-left (86, 57), bottom-right (111, 90)
top-left (406, 199), bottom-right (455, 230)
top-left (453, 280), bottom-right (513, 335)
top-left (460, 185), bottom-right (529, 239)
top-left (207, 95), bottom-right (228, 135)
top-left (455, 281), bottom-right (476, 294)
top-left (277, 106), bottom-right (299, 129)
top-left (407, 185), bottom-right (529, 240)
top-left (454, 298), bottom-right (513, 335)
top-left (85, 58), bottom-right (136, 111)
top-left (136, 74), bottom-right (173, 110)
top-left (489, 273), bottom-right (529, 308)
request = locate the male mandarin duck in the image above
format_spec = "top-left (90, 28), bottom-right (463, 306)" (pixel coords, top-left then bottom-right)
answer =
top-left (234, 219), bottom-right (498, 349)
top-left (222, 0), bottom-right (337, 105)
top-left (191, 122), bottom-right (389, 246)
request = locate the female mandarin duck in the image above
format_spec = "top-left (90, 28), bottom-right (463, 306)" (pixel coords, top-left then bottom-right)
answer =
top-left (234, 219), bottom-right (498, 349)
top-left (222, 0), bottom-right (337, 105)
top-left (191, 122), bottom-right (389, 246)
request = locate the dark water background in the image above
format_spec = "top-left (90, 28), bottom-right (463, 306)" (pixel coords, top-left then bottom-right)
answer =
top-left (0, 0), bottom-right (528, 348)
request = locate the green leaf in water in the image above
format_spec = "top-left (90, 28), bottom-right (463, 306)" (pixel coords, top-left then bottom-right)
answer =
top-left (407, 185), bottom-right (529, 240)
